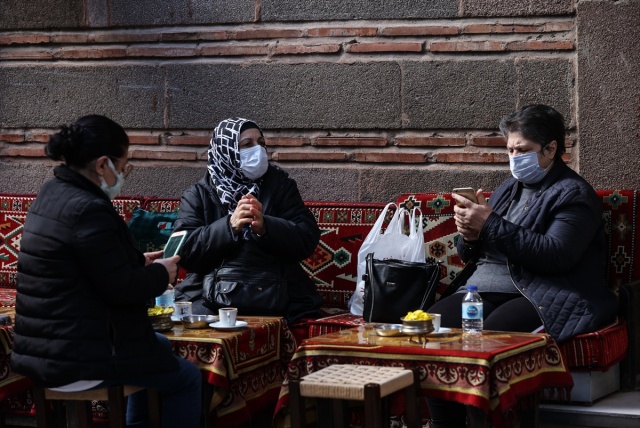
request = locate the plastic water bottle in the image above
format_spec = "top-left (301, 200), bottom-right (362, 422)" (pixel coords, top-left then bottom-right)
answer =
top-left (462, 285), bottom-right (483, 335)
top-left (155, 285), bottom-right (175, 308)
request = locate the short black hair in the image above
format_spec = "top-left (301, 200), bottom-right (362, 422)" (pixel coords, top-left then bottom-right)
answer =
top-left (45, 115), bottom-right (129, 168)
top-left (499, 104), bottom-right (566, 159)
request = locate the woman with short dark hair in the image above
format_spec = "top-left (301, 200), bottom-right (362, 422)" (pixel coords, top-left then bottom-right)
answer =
top-left (427, 104), bottom-right (617, 427)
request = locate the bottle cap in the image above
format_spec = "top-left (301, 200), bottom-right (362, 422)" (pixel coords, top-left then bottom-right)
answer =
top-left (466, 285), bottom-right (478, 291)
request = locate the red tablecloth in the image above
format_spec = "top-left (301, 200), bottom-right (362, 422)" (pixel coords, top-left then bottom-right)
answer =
top-left (276, 325), bottom-right (573, 427)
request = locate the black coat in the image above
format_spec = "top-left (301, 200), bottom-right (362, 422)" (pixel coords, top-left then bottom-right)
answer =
top-left (12, 165), bottom-right (177, 387)
top-left (173, 165), bottom-right (323, 321)
top-left (457, 161), bottom-right (618, 342)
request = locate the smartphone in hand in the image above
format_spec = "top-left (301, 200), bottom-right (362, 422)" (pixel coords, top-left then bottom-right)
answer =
top-left (163, 230), bottom-right (187, 258)
top-left (452, 187), bottom-right (478, 207)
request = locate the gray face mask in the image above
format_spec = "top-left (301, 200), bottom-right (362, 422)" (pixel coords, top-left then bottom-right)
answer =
top-left (239, 145), bottom-right (268, 180)
top-left (99, 158), bottom-right (125, 200)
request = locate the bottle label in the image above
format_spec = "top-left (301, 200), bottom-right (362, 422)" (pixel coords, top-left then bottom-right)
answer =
top-left (462, 302), bottom-right (483, 319)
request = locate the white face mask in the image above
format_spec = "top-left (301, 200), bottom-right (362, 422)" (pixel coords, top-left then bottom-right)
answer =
top-left (99, 158), bottom-right (125, 200)
top-left (239, 145), bottom-right (268, 180)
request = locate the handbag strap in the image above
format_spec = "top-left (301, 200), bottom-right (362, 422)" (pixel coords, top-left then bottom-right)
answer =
top-left (418, 261), bottom-right (441, 309)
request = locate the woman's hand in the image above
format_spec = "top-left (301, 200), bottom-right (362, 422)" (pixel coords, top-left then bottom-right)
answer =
top-left (230, 194), bottom-right (266, 236)
top-left (452, 189), bottom-right (492, 242)
top-left (153, 255), bottom-right (181, 284)
top-left (143, 250), bottom-right (164, 266)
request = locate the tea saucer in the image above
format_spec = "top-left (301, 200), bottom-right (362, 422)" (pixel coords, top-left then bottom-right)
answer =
top-left (429, 328), bottom-right (452, 335)
top-left (209, 320), bottom-right (248, 330)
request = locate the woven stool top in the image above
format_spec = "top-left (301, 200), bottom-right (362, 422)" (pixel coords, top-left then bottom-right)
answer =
top-left (299, 364), bottom-right (414, 400)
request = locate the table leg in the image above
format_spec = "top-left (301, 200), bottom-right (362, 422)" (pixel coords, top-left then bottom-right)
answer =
top-left (518, 394), bottom-right (540, 428)
top-left (466, 405), bottom-right (489, 428)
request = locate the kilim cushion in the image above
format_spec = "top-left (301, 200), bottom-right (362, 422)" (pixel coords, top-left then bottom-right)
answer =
top-left (0, 195), bottom-right (144, 289)
top-left (303, 201), bottom-right (388, 311)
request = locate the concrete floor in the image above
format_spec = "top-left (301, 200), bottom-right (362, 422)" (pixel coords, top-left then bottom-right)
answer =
top-left (540, 390), bottom-right (640, 428)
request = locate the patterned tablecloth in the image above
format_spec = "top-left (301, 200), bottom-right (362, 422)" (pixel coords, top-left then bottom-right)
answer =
top-left (276, 325), bottom-right (573, 427)
top-left (165, 316), bottom-right (297, 427)
top-left (0, 306), bottom-right (296, 428)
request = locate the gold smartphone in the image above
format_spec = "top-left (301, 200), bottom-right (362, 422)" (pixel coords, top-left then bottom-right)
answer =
top-left (452, 187), bottom-right (478, 206)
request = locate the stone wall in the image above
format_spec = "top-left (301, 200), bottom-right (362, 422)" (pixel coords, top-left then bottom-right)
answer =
top-left (0, 0), bottom-right (637, 201)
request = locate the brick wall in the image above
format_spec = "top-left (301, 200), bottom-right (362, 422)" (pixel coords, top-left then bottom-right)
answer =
top-left (0, 0), bottom-right (638, 201)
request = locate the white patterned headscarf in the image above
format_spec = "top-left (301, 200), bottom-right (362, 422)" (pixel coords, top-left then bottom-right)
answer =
top-left (208, 117), bottom-right (263, 214)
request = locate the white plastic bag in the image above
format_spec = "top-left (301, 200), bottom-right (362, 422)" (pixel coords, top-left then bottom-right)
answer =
top-left (348, 204), bottom-right (426, 315)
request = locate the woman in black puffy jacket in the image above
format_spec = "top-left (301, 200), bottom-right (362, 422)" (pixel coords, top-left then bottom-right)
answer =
top-left (174, 117), bottom-right (323, 323)
top-left (12, 115), bottom-right (201, 428)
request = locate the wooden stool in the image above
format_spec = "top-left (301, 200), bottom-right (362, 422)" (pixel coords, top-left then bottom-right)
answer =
top-left (289, 364), bottom-right (421, 428)
top-left (32, 384), bottom-right (161, 428)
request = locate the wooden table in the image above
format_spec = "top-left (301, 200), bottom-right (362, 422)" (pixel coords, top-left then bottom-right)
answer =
top-left (275, 324), bottom-right (573, 428)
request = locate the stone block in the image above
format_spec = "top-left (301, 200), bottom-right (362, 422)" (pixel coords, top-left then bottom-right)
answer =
top-left (109, 0), bottom-right (255, 26)
top-left (577, 1), bottom-right (640, 190)
top-left (0, 65), bottom-right (165, 128)
top-left (403, 61), bottom-right (515, 129)
top-left (0, 0), bottom-right (83, 29)
top-left (360, 167), bottom-right (510, 202)
top-left (464, 0), bottom-right (573, 17)
top-left (261, 0), bottom-right (457, 21)
top-left (285, 167), bottom-right (360, 201)
top-left (166, 63), bottom-right (402, 130)
top-left (517, 59), bottom-right (573, 127)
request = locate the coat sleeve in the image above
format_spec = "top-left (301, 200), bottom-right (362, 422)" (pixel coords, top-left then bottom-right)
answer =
top-left (173, 186), bottom-right (238, 273)
top-left (72, 201), bottom-right (169, 305)
top-left (479, 185), bottom-right (603, 274)
top-left (257, 177), bottom-right (320, 262)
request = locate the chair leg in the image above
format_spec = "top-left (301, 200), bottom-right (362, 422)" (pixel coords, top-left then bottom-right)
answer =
top-left (288, 380), bottom-right (306, 428)
top-left (107, 386), bottom-right (127, 428)
top-left (404, 368), bottom-right (421, 428)
top-left (65, 400), bottom-right (90, 428)
top-left (147, 389), bottom-right (162, 428)
top-left (33, 385), bottom-right (53, 428)
top-left (364, 383), bottom-right (383, 428)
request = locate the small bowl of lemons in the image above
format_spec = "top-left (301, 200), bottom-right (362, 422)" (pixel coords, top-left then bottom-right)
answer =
top-left (400, 310), bottom-right (434, 334)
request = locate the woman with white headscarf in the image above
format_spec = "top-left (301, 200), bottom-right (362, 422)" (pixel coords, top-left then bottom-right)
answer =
top-left (173, 118), bottom-right (323, 323)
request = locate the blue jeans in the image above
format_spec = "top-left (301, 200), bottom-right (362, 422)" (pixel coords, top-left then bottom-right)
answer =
top-left (99, 333), bottom-right (202, 428)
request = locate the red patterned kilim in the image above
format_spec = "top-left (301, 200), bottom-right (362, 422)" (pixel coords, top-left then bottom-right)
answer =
top-left (303, 201), bottom-right (389, 311)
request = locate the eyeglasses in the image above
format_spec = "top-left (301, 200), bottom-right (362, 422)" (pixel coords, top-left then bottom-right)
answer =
top-left (108, 157), bottom-right (134, 178)
top-left (122, 162), bottom-right (134, 178)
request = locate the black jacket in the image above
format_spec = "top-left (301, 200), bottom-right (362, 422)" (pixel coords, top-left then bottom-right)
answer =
top-left (457, 161), bottom-right (618, 342)
top-left (12, 165), bottom-right (177, 387)
top-left (174, 165), bottom-right (322, 321)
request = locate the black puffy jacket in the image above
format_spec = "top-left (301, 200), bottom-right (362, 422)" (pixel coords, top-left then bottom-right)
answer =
top-left (12, 165), bottom-right (177, 387)
top-left (457, 161), bottom-right (618, 342)
top-left (174, 165), bottom-right (322, 321)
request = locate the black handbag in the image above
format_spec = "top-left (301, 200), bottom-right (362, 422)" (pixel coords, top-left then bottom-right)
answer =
top-left (363, 253), bottom-right (441, 323)
top-left (203, 264), bottom-right (288, 315)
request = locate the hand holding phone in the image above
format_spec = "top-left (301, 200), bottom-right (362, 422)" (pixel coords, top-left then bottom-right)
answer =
top-left (163, 230), bottom-right (187, 258)
top-left (452, 187), bottom-right (478, 207)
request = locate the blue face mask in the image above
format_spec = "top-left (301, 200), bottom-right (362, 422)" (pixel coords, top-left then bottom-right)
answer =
top-left (509, 151), bottom-right (548, 184)
top-left (99, 158), bottom-right (125, 200)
